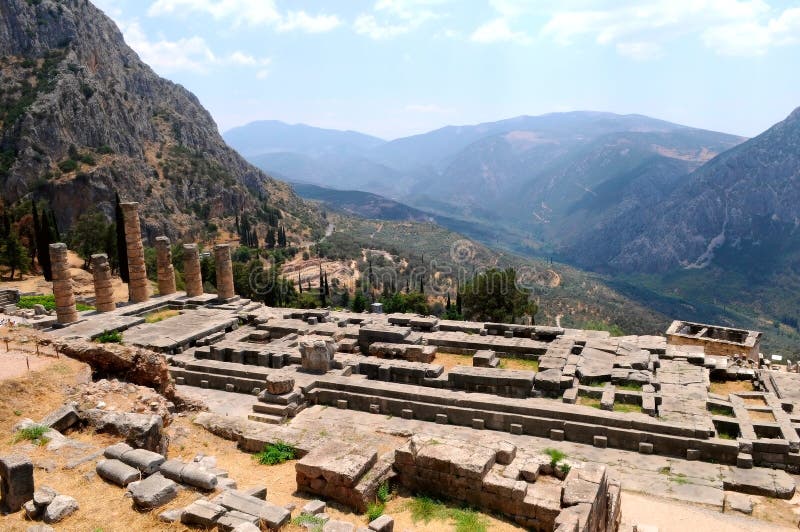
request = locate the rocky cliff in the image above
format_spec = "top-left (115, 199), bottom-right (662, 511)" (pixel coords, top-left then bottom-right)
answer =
top-left (0, 0), bottom-right (321, 241)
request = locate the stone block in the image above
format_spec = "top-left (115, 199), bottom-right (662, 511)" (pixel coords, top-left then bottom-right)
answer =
top-left (40, 405), bottom-right (79, 433)
top-left (368, 514), bottom-right (394, 532)
top-left (369, 404), bottom-right (381, 414)
top-left (401, 409), bottom-right (413, 420)
top-left (242, 486), bottom-right (267, 500)
top-left (686, 449), bottom-right (700, 461)
top-left (216, 490), bottom-right (291, 529)
top-left (496, 441), bottom-right (516, 465)
top-left (0, 455), bottom-right (34, 513)
top-left (435, 414), bottom-right (448, 424)
top-left (510, 423), bottom-right (523, 435)
top-left (266, 373), bottom-right (295, 395)
top-left (127, 473), bottom-right (179, 510)
top-left (737, 453), bottom-right (753, 469)
top-left (181, 499), bottom-right (227, 527)
top-left (104, 442), bottom-right (134, 460)
top-left (118, 448), bottom-right (165, 475)
top-left (550, 429), bottom-right (565, 441)
top-left (593, 436), bottom-right (608, 448)
top-left (638, 442), bottom-right (654, 455)
top-left (96, 459), bottom-right (140, 487)
top-left (43, 495), bottom-right (79, 524)
top-left (302, 499), bottom-right (326, 515)
top-left (24, 499), bottom-right (41, 520)
top-left (472, 418), bottom-right (485, 430)
top-left (337, 400), bottom-right (349, 409)
top-left (231, 523), bottom-right (261, 532)
top-left (33, 486), bottom-right (57, 509)
top-left (325, 520), bottom-right (356, 532)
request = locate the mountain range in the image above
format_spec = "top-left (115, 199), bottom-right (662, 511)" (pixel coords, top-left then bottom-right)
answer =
top-left (228, 107), bottom-right (800, 355)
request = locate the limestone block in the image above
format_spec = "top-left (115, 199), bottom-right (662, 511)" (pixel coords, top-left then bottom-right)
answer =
top-left (181, 499), bottom-right (227, 527)
top-left (127, 473), bottom-right (179, 510)
top-left (96, 459), bottom-right (140, 487)
top-left (0, 454), bottom-right (35, 512)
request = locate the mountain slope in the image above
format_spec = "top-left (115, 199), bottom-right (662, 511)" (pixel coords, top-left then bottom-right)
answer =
top-left (0, 0), bottom-right (321, 240)
top-left (223, 120), bottom-right (385, 159)
top-left (575, 106), bottom-right (800, 273)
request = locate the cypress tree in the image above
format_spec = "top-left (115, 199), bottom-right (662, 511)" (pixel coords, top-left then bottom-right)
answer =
top-left (115, 192), bottom-right (129, 282)
top-left (48, 210), bottom-right (61, 242)
top-left (446, 293), bottom-right (452, 311)
top-left (32, 203), bottom-right (53, 281)
top-left (298, 271), bottom-right (303, 293)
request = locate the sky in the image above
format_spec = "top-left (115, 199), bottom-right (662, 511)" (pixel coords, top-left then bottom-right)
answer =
top-left (93, 0), bottom-right (800, 140)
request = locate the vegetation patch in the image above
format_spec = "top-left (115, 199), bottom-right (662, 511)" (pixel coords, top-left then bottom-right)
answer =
top-left (616, 382), bottom-right (643, 391)
top-left (708, 404), bottom-right (734, 417)
top-left (366, 502), bottom-right (385, 521)
top-left (95, 330), bottom-right (122, 344)
top-left (577, 396), bottom-right (602, 409)
top-left (13, 425), bottom-right (50, 445)
top-left (254, 441), bottom-right (296, 465)
top-left (19, 294), bottom-right (93, 312)
top-left (291, 514), bottom-right (325, 532)
top-left (613, 403), bottom-right (643, 414)
top-left (144, 309), bottom-right (180, 323)
top-left (499, 358), bottom-right (539, 371)
top-left (543, 448), bottom-right (567, 468)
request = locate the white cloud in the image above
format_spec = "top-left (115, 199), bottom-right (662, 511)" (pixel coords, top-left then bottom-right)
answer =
top-left (147, 0), bottom-right (339, 33)
top-left (616, 41), bottom-right (663, 61)
top-left (120, 20), bottom-right (270, 73)
top-left (536, 0), bottom-right (800, 58)
top-left (276, 11), bottom-right (341, 33)
top-left (471, 18), bottom-right (531, 45)
top-left (354, 0), bottom-right (449, 39)
top-left (121, 20), bottom-right (216, 73)
top-left (148, 0), bottom-right (281, 27)
top-left (256, 69), bottom-right (270, 80)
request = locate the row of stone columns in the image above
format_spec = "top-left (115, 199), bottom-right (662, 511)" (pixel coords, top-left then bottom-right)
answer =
top-left (48, 201), bottom-right (238, 324)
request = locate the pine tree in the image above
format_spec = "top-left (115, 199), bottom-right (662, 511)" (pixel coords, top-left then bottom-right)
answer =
top-left (2, 231), bottom-right (29, 280)
top-left (114, 192), bottom-right (129, 283)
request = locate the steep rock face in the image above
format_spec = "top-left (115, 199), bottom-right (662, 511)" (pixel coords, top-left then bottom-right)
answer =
top-left (0, 0), bottom-right (320, 240)
top-left (569, 107), bottom-right (800, 273)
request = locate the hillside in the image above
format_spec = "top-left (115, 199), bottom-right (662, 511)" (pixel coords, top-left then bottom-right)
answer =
top-left (321, 214), bottom-right (670, 336)
top-left (0, 0), bottom-right (321, 241)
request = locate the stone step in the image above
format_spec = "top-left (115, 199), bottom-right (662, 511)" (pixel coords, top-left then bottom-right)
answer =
top-left (252, 403), bottom-right (291, 417)
top-left (247, 413), bottom-right (283, 425)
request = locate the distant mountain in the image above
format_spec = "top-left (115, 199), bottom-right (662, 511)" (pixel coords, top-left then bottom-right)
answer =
top-left (576, 106), bottom-right (800, 274)
top-left (0, 0), bottom-right (320, 240)
top-left (224, 121), bottom-right (385, 158)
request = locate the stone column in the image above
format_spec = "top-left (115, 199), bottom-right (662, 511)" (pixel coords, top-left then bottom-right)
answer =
top-left (182, 243), bottom-right (204, 297)
top-left (121, 202), bottom-right (149, 303)
top-left (155, 236), bottom-right (176, 296)
top-left (49, 243), bottom-right (78, 324)
top-left (91, 253), bottom-right (115, 312)
top-left (214, 244), bottom-right (235, 301)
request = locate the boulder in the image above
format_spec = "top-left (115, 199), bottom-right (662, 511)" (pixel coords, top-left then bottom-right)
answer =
top-left (127, 473), bottom-right (179, 510)
top-left (0, 454), bottom-right (35, 513)
top-left (302, 499), bottom-right (326, 515)
top-left (79, 410), bottom-right (166, 453)
top-left (33, 486), bottom-right (58, 509)
top-left (726, 492), bottom-right (753, 514)
top-left (53, 339), bottom-right (174, 397)
top-left (43, 495), bottom-right (79, 524)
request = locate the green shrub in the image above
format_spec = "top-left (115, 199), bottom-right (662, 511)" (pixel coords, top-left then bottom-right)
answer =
top-left (376, 482), bottom-right (391, 503)
top-left (366, 502), bottom-right (385, 521)
top-left (451, 508), bottom-right (488, 532)
top-left (543, 448), bottom-right (566, 467)
top-left (96, 330), bottom-right (122, 343)
top-left (254, 441), bottom-right (296, 465)
top-left (58, 159), bottom-right (79, 172)
top-left (13, 425), bottom-right (49, 445)
top-left (78, 153), bottom-right (96, 166)
top-left (559, 462), bottom-right (571, 475)
top-left (405, 495), bottom-right (449, 523)
top-left (18, 294), bottom-right (93, 312)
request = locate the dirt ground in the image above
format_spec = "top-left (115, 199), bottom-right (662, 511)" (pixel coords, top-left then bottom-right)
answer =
top-left (709, 380), bottom-right (755, 395)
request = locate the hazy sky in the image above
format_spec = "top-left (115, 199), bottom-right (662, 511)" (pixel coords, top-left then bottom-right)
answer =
top-left (93, 0), bottom-right (800, 140)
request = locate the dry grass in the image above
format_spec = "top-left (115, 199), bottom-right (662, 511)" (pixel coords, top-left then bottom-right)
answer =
top-left (748, 410), bottom-right (776, 422)
top-left (499, 358), bottom-right (539, 372)
top-left (577, 396), bottom-right (602, 409)
top-left (709, 380), bottom-right (755, 395)
top-left (144, 309), bottom-right (181, 324)
top-left (432, 352), bottom-right (474, 372)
